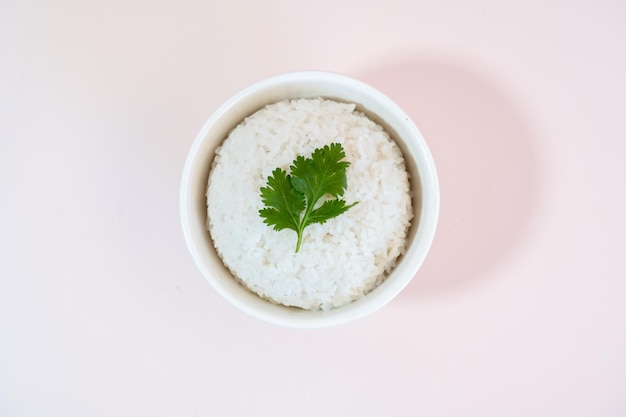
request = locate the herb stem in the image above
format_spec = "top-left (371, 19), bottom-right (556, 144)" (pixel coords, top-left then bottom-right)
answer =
top-left (295, 230), bottom-right (303, 253)
top-left (295, 206), bottom-right (311, 253)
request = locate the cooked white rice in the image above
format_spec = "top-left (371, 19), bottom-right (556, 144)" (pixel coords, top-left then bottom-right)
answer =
top-left (206, 98), bottom-right (412, 310)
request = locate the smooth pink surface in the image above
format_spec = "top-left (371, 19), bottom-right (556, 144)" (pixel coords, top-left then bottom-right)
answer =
top-left (1, 1), bottom-right (625, 416)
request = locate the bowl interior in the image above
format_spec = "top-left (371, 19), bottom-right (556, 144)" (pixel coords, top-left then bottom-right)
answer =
top-left (180, 72), bottom-right (439, 328)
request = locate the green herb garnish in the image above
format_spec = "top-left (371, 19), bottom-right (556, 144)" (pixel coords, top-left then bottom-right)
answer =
top-left (259, 143), bottom-right (358, 253)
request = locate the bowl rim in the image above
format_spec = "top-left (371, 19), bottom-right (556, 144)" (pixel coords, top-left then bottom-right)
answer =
top-left (180, 70), bottom-right (439, 328)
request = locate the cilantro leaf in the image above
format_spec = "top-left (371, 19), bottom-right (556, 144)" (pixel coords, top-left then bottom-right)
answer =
top-left (259, 168), bottom-right (305, 233)
top-left (307, 199), bottom-right (357, 226)
top-left (290, 143), bottom-right (351, 200)
top-left (259, 143), bottom-right (358, 252)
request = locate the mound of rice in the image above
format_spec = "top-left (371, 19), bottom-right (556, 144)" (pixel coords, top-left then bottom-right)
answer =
top-left (206, 98), bottom-right (412, 310)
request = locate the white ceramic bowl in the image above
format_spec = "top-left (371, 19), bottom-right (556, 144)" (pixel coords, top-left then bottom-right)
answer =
top-left (180, 71), bottom-right (439, 328)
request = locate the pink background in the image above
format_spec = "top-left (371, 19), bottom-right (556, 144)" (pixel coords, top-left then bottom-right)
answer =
top-left (2, 0), bottom-right (626, 416)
